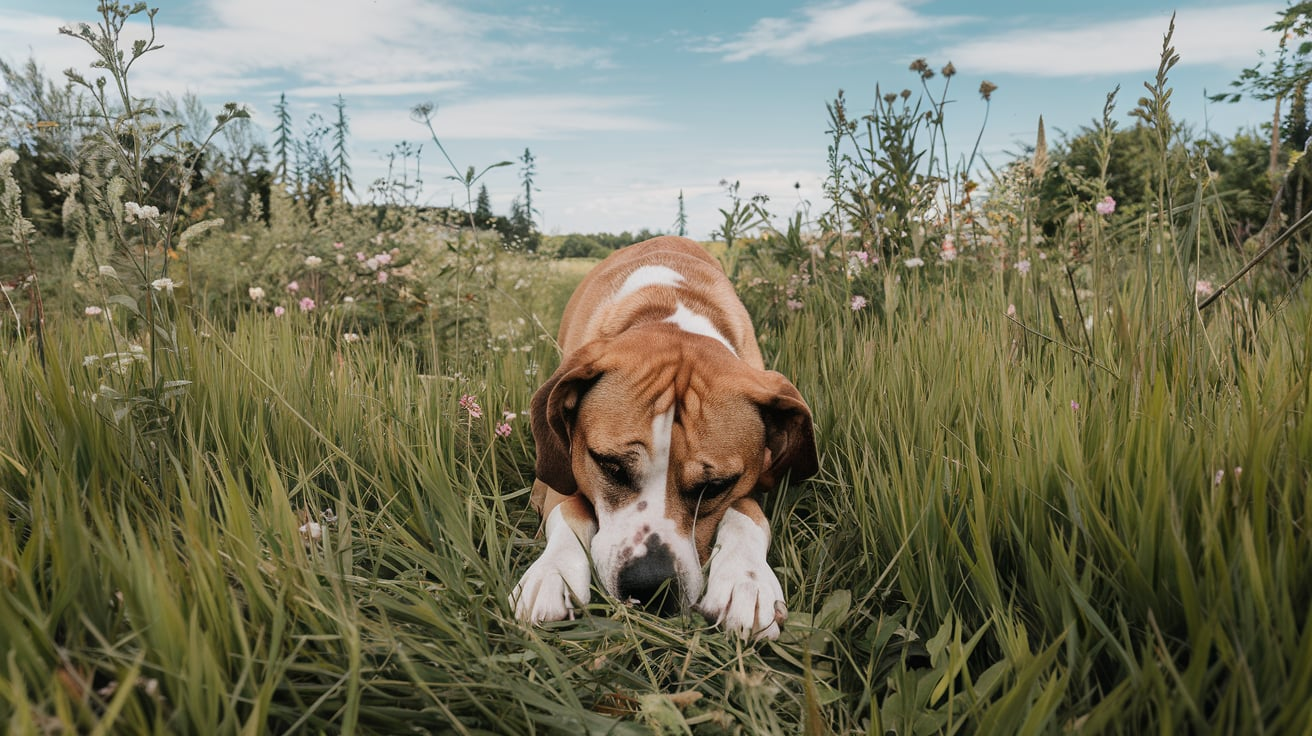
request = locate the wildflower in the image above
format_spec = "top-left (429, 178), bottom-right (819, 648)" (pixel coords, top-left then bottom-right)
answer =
top-left (1015, 259), bottom-right (1031, 275)
top-left (1095, 196), bottom-right (1116, 215)
top-left (342, 332), bottom-right (361, 343)
top-left (343, 296), bottom-right (355, 303)
top-left (273, 306), bottom-right (286, 317)
top-left (335, 254), bottom-right (346, 265)
top-left (786, 299), bottom-right (803, 311)
top-left (377, 270), bottom-right (389, 284)
top-left (300, 520), bottom-right (323, 540)
top-left (851, 295), bottom-right (868, 311)
top-left (333, 241), bottom-right (344, 249)
top-left (1070, 400), bottom-right (1079, 411)
top-left (459, 394), bottom-right (483, 419)
top-left (298, 297), bottom-right (316, 311)
top-left (979, 80), bottom-right (998, 101)
top-left (495, 422), bottom-right (513, 438)
top-left (356, 251), bottom-right (367, 261)
top-left (304, 255), bottom-right (323, 268)
top-left (364, 257), bottom-right (380, 271)
top-left (84, 305), bottom-right (103, 317)
top-left (856, 250), bottom-right (870, 266)
top-left (286, 281), bottom-right (299, 292)
top-left (1234, 466), bottom-right (1243, 478)
top-left (0, 149), bottom-right (17, 167)
top-left (123, 201), bottom-right (160, 224)
top-left (941, 61), bottom-right (956, 78)
top-left (151, 277), bottom-right (176, 293)
top-left (940, 236), bottom-right (957, 262)
top-left (903, 257), bottom-right (924, 268)
top-left (375, 252), bottom-right (393, 265)
top-left (1213, 469), bottom-right (1225, 486)
top-left (1006, 303), bottom-right (1016, 317)
top-left (1194, 280), bottom-right (1215, 298)
top-left (248, 286), bottom-right (265, 301)
top-left (503, 410), bottom-right (518, 421)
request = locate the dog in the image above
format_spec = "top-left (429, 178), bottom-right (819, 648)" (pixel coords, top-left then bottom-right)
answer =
top-left (509, 236), bottom-right (817, 640)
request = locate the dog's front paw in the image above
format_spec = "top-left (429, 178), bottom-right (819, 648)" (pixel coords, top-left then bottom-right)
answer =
top-left (696, 509), bottom-right (787, 640)
top-left (509, 538), bottom-right (592, 626)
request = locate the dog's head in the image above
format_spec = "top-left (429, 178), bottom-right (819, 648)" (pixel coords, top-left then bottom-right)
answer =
top-left (530, 325), bottom-right (817, 613)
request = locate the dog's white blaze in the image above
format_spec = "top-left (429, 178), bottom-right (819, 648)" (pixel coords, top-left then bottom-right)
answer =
top-left (590, 408), bottom-right (704, 604)
top-left (667, 302), bottom-right (736, 355)
top-left (614, 265), bottom-right (684, 301)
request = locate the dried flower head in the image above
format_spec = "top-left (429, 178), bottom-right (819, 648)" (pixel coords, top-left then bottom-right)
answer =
top-left (942, 62), bottom-right (956, 78)
top-left (979, 80), bottom-right (998, 101)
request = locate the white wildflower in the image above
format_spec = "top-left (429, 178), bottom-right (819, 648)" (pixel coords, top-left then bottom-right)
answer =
top-left (903, 257), bottom-right (925, 268)
top-left (342, 332), bottom-right (361, 343)
top-left (151, 277), bottom-right (176, 293)
top-left (248, 286), bottom-right (265, 301)
top-left (84, 305), bottom-right (103, 317)
top-left (124, 201), bottom-right (160, 224)
top-left (304, 255), bottom-right (323, 268)
top-left (55, 172), bottom-right (80, 191)
top-left (1015, 259), bottom-right (1031, 275)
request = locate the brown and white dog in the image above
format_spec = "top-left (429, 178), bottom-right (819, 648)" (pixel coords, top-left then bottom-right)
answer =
top-left (509, 236), bottom-right (817, 640)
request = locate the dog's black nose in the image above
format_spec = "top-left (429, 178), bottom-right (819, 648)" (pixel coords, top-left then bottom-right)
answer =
top-left (616, 535), bottom-right (681, 615)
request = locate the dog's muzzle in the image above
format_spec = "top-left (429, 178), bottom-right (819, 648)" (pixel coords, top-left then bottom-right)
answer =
top-left (615, 533), bottom-right (682, 615)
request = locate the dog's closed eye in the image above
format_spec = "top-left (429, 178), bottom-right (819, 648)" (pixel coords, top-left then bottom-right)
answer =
top-left (690, 475), bottom-right (740, 501)
top-left (588, 449), bottom-right (634, 487)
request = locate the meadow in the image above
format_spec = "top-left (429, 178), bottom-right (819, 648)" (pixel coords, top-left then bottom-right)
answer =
top-left (3, 3), bottom-right (1312, 734)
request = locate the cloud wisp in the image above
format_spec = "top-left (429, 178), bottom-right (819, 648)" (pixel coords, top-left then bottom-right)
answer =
top-left (704, 0), bottom-right (965, 63)
top-left (943, 5), bottom-right (1274, 77)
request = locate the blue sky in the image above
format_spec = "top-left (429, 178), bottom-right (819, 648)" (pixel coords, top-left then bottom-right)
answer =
top-left (0, 0), bottom-right (1282, 237)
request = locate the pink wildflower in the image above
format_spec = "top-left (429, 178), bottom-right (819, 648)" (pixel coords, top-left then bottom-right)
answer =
top-left (786, 299), bottom-right (803, 311)
top-left (459, 394), bottom-right (483, 419)
top-left (1095, 196), bottom-right (1116, 215)
top-left (333, 241), bottom-right (344, 249)
top-left (298, 297), bottom-right (316, 311)
top-left (286, 281), bottom-right (300, 292)
top-left (377, 270), bottom-right (390, 284)
top-left (495, 422), bottom-right (512, 438)
top-left (851, 295), bottom-right (868, 311)
top-left (274, 306), bottom-right (286, 317)
top-left (1070, 400), bottom-right (1079, 411)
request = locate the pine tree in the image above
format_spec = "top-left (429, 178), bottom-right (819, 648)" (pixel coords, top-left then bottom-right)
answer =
top-left (332, 94), bottom-right (354, 200)
top-left (272, 92), bottom-right (292, 184)
top-left (519, 147), bottom-right (538, 225)
top-left (674, 189), bottom-right (688, 236)
top-left (475, 183), bottom-right (493, 226)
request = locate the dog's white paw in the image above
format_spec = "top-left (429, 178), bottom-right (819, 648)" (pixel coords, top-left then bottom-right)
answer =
top-left (697, 508), bottom-right (787, 641)
top-left (510, 507), bottom-right (593, 625)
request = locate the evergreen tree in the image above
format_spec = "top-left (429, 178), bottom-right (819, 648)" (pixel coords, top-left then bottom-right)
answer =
top-left (475, 183), bottom-right (493, 226)
top-left (674, 189), bottom-right (688, 236)
top-left (332, 94), bottom-right (354, 200)
top-left (272, 93), bottom-right (292, 184)
top-left (519, 147), bottom-right (538, 226)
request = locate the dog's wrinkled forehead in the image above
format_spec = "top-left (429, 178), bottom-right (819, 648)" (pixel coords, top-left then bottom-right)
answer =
top-left (575, 369), bottom-right (766, 477)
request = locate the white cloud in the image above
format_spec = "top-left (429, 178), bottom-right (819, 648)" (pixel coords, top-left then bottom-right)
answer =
top-left (349, 95), bottom-right (671, 142)
top-left (707, 0), bottom-right (964, 63)
top-left (0, 1), bottom-right (609, 99)
top-left (944, 5), bottom-right (1273, 77)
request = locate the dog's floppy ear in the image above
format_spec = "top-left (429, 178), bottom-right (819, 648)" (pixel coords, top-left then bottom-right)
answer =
top-left (530, 343), bottom-right (608, 496)
top-left (747, 370), bottom-right (818, 492)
